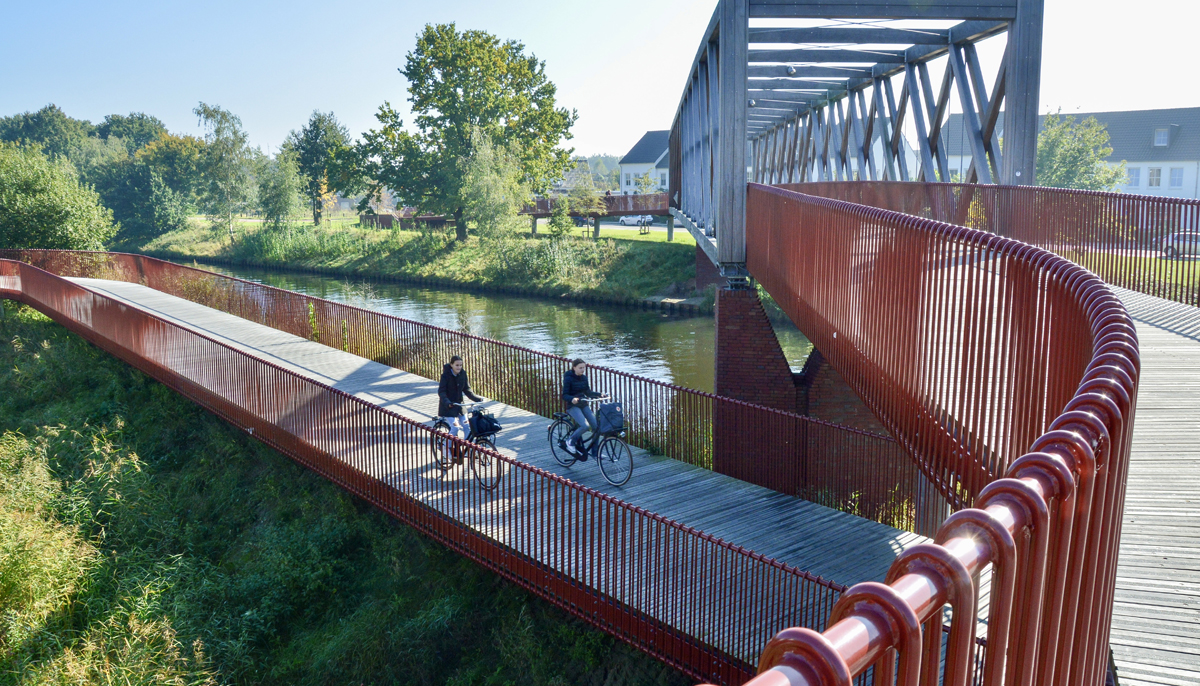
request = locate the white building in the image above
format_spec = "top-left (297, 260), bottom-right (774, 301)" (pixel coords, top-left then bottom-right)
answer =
top-left (944, 107), bottom-right (1200, 199)
top-left (618, 130), bottom-right (669, 195)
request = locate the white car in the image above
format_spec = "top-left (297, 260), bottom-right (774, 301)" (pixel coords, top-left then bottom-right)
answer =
top-left (617, 215), bottom-right (655, 226)
top-left (1162, 231), bottom-right (1200, 258)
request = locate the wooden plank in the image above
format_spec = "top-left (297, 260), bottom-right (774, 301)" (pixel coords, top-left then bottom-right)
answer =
top-left (749, 26), bottom-right (951, 45)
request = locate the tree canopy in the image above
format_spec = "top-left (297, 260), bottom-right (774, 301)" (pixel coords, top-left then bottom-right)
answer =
top-left (97, 112), bottom-right (168, 154)
top-left (1036, 112), bottom-right (1127, 191)
top-left (285, 111), bottom-right (350, 224)
top-left (194, 103), bottom-right (255, 236)
top-left (0, 143), bottom-right (115, 250)
top-left (0, 105), bottom-right (95, 159)
top-left (354, 23), bottom-right (577, 240)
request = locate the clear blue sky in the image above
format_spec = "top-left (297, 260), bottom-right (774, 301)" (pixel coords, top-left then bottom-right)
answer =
top-left (1, 0), bottom-right (1196, 157)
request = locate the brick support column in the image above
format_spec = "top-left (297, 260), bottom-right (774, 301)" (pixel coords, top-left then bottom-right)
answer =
top-left (713, 287), bottom-right (799, 480)
top-left (794, 350), bottom-right (889, 435)
top-left (695, 246), bottom-right (724, 291)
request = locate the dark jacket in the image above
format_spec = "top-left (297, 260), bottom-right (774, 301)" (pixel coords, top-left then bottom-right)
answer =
top-left (438, 364), bottom-right (482, 417)
top-left (561, 370), bottom-right (601, 410)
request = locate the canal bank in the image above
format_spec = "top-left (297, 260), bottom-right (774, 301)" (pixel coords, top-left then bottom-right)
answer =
top-left (201, 263), bottom-right (814, 394)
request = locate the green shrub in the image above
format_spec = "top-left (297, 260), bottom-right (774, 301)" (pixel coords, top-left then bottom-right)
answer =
top-left (0, 143), bottom-right (116, 250)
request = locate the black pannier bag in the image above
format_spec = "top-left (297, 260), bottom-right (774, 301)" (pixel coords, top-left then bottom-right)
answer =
top-left (470, 411), bottom-right (502, 436)
top-left (596, 402), bottom-right (624, 435)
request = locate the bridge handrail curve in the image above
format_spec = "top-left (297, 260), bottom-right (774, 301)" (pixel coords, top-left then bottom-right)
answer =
top-left (742, 184), bottom-right (1139, 686)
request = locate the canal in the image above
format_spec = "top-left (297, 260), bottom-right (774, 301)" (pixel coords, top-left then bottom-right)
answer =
top-left (205, 264), bottom-right (813, 393)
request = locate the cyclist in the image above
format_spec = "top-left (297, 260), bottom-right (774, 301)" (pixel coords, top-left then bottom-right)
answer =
top-left (438, 354), bottom-right (484, 462)
top-left (561, 358), bottom-right (602, 459)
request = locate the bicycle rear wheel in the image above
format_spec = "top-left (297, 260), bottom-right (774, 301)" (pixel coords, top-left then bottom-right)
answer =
top-left (597, 437), bottom-right (633, 486)
top-left (548, 419), bottom-right (577, 466)
top-left (471, 437), bottom-right (503, 491)
top-left (431, 420), bottom-right (454, 471)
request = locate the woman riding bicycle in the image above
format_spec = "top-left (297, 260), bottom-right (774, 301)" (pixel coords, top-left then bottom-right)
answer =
top-left (561, 358), bottom-right (602, 460)
top-left (438, 355), bottom-right (483, 461)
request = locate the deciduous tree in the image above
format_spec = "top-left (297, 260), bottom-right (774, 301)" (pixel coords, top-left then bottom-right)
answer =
top-left (97, 112), bottom-right (168, 154)
top-left (353, 23), bottom-right (577, 241)
top-left (194, 103), bottom-right (255, 238)
top-left (459, 126), bottom-right (528, 238)
top-left (0, 143), bottom-right (115, 250)
top-left (1036, 111), bottom-right (1126, 191)
top-left (0, 104), bottom-right (95, 159)
top-left (257, 151), bottom-right (304, 227)
top-left (138, 132), bottom-right (206, 201)
top-left (285, 111), bottom-right (350, 225)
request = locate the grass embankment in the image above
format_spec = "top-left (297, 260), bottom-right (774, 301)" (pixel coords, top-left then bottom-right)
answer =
top-left (0, 302), bottom-right (688, 686)
top-left (120, 218), bottom-right (701, 306)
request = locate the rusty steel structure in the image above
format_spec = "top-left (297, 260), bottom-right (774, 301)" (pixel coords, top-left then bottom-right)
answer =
top-left (669, 0), bottom-right (1043, 276)
top-left (735, 184), bottom-right (1138, 686)
top-left (785, 181), bottom-right (1200, 307)
top-left (0, 257), bottom-right (846, 684)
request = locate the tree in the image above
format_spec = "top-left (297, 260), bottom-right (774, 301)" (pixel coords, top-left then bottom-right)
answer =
top-left (459, 126), bottom-right (528, 238)
top-left (93, 159), bottom-right (189, 239)
top-left (0, 143), bottom-right (115, 250)
top-left (353, 23), bottom-right (577, 241)
top-left (138, 132), bottom-right (206, 201)
top-left (1036, 111), bottom-right (1127, 191)
top-left (285, 111), bottom-right (351, 225)
top-left (0, 104), bottom-right (95, 159)
top-left (257, 151), bottom-right (304, 227)
top-left (97, 112), bottom-right (168, 154)
top-left (634, 170), bottom-right (659, 195)
top-left (194, 103), bottom-right (255, 238)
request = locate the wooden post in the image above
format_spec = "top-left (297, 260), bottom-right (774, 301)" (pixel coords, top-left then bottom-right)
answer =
top-left (667, 215), bottom-right (674, 242)
top-left (530, 214), bottom-right (538, 235)
top-left (716, 0), bottom-right (748, 269)
top-left (593, 216), bottom-right (601, 240)
top-left (1002, 0), bottom-right (1044, 185)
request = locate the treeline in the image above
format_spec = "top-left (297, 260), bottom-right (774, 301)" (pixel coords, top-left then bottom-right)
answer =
top-left (1, 23), bottom-right (614, 253)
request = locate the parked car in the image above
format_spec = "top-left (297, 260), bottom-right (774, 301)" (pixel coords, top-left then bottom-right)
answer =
top-left (1162, 232), bottom-right (1200, 257)
top-left (617, 215), bottom-right (655, 226)
top-left (572, 216), bottom-right (589, 227)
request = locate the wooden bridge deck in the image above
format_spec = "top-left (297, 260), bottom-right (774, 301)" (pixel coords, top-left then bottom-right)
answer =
top-left (68, 277), bottom-right (925, 665)
top-left (1109, 288), bottom-right (1200, 686)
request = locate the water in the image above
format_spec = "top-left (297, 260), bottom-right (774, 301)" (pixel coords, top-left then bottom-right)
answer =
top-left (202, 264), bottom-right (813, 393)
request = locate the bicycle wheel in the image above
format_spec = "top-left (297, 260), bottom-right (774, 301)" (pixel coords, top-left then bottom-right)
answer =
top-left (547, 419), bottom-right (577, 466)
top-left (597, 437), bottom-right (633, 486)
top-left (431, 420), bottom-right (455, 471)
top-left (471, 437), bottom-right (503, 491)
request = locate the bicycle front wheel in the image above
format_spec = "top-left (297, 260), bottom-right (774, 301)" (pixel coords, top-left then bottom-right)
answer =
top-left (431, 420), bottom-right (454, 471)
top-left (597, 437), bottom-right (633, 486)
top-left (471, 437), bottom-right (503, 491)
top-left (548, 420), bottom-right (577, 466)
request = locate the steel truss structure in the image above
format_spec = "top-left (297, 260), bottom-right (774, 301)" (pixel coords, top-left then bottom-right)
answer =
top-left (668, 0), bottom-right (1044, 270)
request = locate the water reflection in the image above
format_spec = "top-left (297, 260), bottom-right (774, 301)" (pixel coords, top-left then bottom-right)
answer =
top-left (203, 264), bottom-right (812, 393)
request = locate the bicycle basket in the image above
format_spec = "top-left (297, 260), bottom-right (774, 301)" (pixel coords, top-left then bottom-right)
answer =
top-left (596, 402), bottom-right (624, 435)
top-left (470, 411), bottom-right (502, 436)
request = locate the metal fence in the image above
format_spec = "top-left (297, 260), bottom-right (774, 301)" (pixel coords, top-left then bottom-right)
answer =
top-left (784, 181), bottom-right (1200, 308)
top-left (0, 257), bottom-right (849, 685)
top-left (742, 184), bottom-right (1138, 686)
top-left (0, 249), bottom-right (923, 537)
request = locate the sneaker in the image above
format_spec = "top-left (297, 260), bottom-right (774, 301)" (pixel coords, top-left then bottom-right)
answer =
top-left (560, 439), bottom-right (578, 457)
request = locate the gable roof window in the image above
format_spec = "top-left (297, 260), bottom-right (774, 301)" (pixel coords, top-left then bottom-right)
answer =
top-left (1153, 128), bottom-right (1170, 147)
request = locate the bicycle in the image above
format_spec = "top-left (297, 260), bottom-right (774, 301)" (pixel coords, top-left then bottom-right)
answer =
top-left (546, 395), bottom-right (634, 486)
top-left (430, 401), bottom-right (503, 490)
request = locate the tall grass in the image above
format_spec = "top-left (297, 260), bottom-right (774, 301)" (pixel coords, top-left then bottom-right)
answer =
top-left (0, 301), bottom-right (689, 686)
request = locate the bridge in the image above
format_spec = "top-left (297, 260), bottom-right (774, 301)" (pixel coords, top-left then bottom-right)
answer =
top-left (2, 2), bottom-right (1199, 685)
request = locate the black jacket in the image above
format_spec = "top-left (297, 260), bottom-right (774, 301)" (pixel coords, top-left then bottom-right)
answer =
top-left (561, 370), bottom-right (601, 409)
top-left (438, 364), bottom-right (482, 417)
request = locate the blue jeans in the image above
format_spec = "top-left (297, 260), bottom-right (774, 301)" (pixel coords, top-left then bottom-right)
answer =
top-left (567, 405), bottom-right (596, 447)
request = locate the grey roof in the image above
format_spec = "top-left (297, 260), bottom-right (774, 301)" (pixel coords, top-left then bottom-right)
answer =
top-left (943, 107), bottom-right (1200, 162)
top-left (620, 130), bottom-right (670, 165)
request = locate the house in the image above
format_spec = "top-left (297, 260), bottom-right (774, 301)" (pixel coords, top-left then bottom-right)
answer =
top-left (943, 107), bottom-right (1200, 198)
top-left (618, 130), bottom-right (670, 195)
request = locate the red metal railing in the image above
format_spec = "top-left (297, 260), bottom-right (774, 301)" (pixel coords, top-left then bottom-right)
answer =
top-left (742, 184), bottom-right (1138, 686)
top-left (784, 181), bottom-right (1200, 307)
top-left (0, 249), bottom-right (927, 535)
top-left (0, 258), bottom-right (847, 685)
